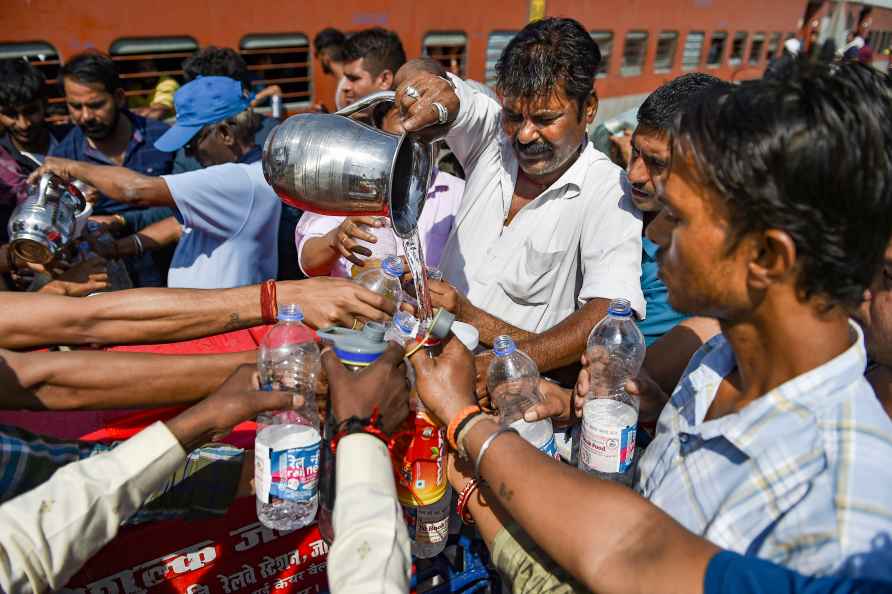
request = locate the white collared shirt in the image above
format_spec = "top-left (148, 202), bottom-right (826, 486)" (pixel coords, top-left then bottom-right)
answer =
top-left (439, 75), bottom-right (644, 333)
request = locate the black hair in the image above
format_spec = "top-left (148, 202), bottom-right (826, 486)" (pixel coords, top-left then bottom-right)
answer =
top-left (495, 18), bottom-right (601, 114)
top-left (314, 28), bottom-right (346, 61)
top-left (342, 28), bottom-right (406, 77)
top-left (182, 46), bottom-right (250, 90)
top-left (637, 73), bottom-right (727, 133)
top-left (0, 58), bottom-right (46, 108)
top-left (60, 51), bottom-right (121, 94)
top-left (674, 59), bottom-right (892, 309)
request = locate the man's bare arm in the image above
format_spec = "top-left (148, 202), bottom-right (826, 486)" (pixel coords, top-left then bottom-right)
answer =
top-left (29, 157), bottom-right (173, 208)
top-left (0, 278), bottom-right (395, 350)
top-left (115, 216), bottom-right (182, 258)
top-left (517, 298), bottom-right (610, 372)
top-left (0, 349), bottom-right (254, 410)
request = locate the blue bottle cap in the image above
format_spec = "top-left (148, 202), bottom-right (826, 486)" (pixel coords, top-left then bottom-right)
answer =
top-left (493, 335), bottom-right (517, 357)
top-left (277, 303), bottom-right (304, 322)
top-left (607, 298), bottom-right (633, 317)
top-left (382, 255), bottom-right (404, 278)
top-left (317, 321), bottom-right (389, 367)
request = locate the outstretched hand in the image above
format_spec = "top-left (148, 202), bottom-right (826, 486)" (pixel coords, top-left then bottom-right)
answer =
top-left (322, 342), bottom-right (410, 433)
top-left (166, 365), bottom-right (296, 450)
top-left (409, 335), bottom-right (477, 426)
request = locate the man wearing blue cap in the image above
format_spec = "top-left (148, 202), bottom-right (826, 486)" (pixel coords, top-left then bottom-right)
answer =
top-left (31, 76), bottom-right (281, 289)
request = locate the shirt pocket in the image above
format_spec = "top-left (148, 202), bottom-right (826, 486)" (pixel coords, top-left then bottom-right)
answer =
top-left (496, 238), bottom-right (570, 306)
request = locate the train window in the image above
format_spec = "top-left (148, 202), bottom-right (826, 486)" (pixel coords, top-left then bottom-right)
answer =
top-left (109, 37), bottom-right (197, 112)
top-left (729, 32), bottom-right (748, 65)
top-left (621, 31), bottom-right (648, 77)
top-left (590, 31), bottom-right (613, 78)
top-left (682, 31), bottom-right (705, 70)
top-left (706, 31), bottom-right (728, 67)
top-left (485, 31), bottom-right (517, 86)
top-left (423, 32), bottom-right (468, 78)
top-left (0, 42), bottom-right (66, 121)
top-left (654, 31), bottom-right (679, 73)
top-left (240, 34), bottom-right (311, 109)
top-left (748, 33), bottom-right (765, 65)
top-left (766, 32), bottom-right (782, 60)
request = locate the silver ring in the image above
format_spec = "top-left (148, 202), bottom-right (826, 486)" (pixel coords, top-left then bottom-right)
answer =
top-left (432, 101), bottom-right (449, 125)
top-left (404, 85), bottom-right (420, 100)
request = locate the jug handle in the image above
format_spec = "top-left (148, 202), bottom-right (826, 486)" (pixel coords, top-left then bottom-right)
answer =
top-left (36, 173), bottom-right (53, 207)
top-left (334, 91), bottom-right (396, 118)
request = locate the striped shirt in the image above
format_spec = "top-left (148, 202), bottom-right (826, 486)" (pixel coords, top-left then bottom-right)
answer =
top-left (0, 424), bottom-right (244, 522)
top-left (636, 321), bottom-right (892, 580)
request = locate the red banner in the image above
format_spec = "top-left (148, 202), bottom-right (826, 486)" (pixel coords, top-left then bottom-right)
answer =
top-left (65, 498), bottom-right (329, 594)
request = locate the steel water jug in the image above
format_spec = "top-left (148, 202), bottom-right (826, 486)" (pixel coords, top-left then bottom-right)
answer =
top-left (262, 91), bottom-right (433, 238)
top-left (7, 174), bottom-right (90, 265)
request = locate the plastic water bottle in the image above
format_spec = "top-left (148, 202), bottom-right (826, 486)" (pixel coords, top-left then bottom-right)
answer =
top-left (486, 335), bottom-right (557, 458)
top-left (578, 298), bottom-right (645, 485)
top-left (354, 255), bottom-right (403, 306)
top-left (255, 304), bottom-right (322, 531)
top-left (385, 310), bottom-right (421, 347)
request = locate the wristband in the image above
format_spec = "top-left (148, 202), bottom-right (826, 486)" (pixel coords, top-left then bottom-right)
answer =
top-left (260, 279), bottom-right (278, 324)
top-left (131, 234), bottom-right (144, 257)
top-left (447, 405), bottom-right (482, 451)
top-left (330, 409), bottom-right (389, 452)
top-left (456, 413), bottom-right (489, 460)
top-left (474, 426), bottom-right (517, 481)
top-left (456, 478), bottom-right (481, 525)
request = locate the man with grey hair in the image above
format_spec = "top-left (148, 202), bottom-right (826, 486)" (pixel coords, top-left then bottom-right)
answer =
top-left (31, 76), bottom-right (280, 289)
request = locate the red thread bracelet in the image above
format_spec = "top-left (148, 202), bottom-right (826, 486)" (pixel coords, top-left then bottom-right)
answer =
top-left (447, 405), bottom-right (483, 451)
top-left (456, 479), bottom-right (480, 525)
top-left (260, 279), bottom-right (278, 324)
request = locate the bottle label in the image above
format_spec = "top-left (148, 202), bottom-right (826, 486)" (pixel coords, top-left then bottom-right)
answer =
top-left (539, 432), bottom-right (559, 460)
top-left (579, 401), bottom-right (637, 474)
top-left (255, 440), bottom-right (321, 504)
top-left (403, 505), bottom-right (449, 545)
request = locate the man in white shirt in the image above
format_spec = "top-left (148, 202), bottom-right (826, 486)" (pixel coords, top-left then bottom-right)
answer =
top-left (396, 18), bottom-right (644, 386)
top-left (31, 76), bottom-right (280, 289)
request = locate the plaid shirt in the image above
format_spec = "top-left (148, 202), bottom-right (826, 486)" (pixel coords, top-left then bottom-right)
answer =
top-left (636, 322), bottom-right (892, 581)
top-left (0, 424), bottom-right (243, 523)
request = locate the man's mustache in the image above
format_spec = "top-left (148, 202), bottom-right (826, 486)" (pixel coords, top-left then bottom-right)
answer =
top-left (516, 140), bottom-right (552, 156)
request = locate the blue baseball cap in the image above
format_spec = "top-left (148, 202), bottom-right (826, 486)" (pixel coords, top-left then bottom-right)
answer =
top-left (154, 76), bottom-right (251, 152)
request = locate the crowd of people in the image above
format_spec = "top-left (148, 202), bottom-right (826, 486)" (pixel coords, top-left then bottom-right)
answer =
top-left (0, 14), bottom-right (891, 594)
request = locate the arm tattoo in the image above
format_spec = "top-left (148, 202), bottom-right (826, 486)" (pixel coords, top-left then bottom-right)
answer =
top-left (498, 481), bottom-right (514, 502)
top-left (222, 313), bottom-right (241, 332)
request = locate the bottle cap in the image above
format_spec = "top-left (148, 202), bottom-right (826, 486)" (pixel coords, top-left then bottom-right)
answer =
top-left (493, 335), bottom-right (516, 357)
top-left (607, 298), bottom-right (633, 318)
top-left (277, 303), bottom-right (304, 322)
top-left (382, 255), bottom-right (404, 278)
top-left (427, 307), bottom-right (455, 340)
top-left (317, 321), bottom-right (389, 367)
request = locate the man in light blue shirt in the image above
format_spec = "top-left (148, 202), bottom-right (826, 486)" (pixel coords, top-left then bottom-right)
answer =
top-left (636, 60), bottom-right (892, 579)
top-left (32, 77), bottom-right (280, 289)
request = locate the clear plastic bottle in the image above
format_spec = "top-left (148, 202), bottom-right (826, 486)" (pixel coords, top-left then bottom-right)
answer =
top-left (354, 254), bottom-right (403, 306)
top-left (578, 298), bottom-right (646, 485)
top-left (255, 304), bottom-right (322, 531)
top-left (385, 310), bottom-right (421, 347)
top-left (486, 335), bottom-right (557, 458)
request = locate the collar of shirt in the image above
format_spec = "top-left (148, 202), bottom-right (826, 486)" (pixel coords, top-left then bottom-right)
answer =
top-left (642, 236), bottom-right (660, 260)
top-left (238, 145), bottom-right (262, 164)
top-left (496, 134), bottom-right (588, 218)
top-left (81, 111), bottom-right (145, 166)
top-left (672, 319), bottom-right (867, 459)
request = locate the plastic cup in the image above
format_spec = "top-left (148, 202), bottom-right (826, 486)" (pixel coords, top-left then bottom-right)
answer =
top-left (451, 321), bottom-right (480, 352)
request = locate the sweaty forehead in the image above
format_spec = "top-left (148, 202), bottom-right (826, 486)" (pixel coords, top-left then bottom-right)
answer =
top-left (501, 87), bottom-right (571, 114)
top-left (633, 128), bottom-right (670, 157)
